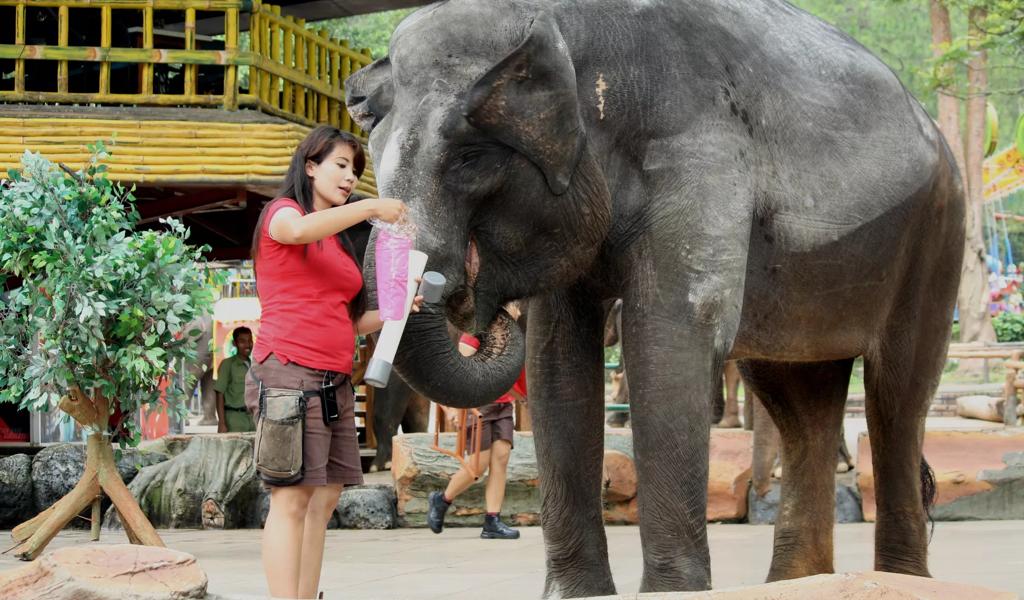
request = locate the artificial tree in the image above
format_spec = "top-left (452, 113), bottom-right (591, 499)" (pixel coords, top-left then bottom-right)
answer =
top-left (0, 144), bottom-right (219, 560)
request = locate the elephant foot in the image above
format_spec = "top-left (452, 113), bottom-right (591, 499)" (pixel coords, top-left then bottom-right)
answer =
top-left (369, 463), bottom-right (379, 473)
top-left (715, 415), bottom-right (742, 428)
top-left (836, 461), bottom-right (850, 473)
top-left (772, 465), bottom-right (783, 479)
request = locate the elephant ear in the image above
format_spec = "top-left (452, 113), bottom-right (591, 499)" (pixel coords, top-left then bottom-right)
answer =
top-left (464, 14), bottom-right (582, 195)
top-left (345, 56), bottom-right (393, 133)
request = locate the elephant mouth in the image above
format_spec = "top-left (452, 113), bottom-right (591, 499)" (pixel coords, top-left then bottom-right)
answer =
top-left (444, 237), bottom-right (481, 330)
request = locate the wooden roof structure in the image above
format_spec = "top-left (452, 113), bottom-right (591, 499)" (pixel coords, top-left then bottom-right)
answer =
top-left (0, 0), bottom-right (386, 259)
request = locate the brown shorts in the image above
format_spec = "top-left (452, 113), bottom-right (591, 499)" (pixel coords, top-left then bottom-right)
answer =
top-left (245, 354), bottom-right (364, 488)
top-left (465, 402), bottom-right (514, 452)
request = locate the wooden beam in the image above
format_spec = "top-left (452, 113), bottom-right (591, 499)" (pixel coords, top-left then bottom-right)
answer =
top-left (137, 189), bottom-right (241, 223)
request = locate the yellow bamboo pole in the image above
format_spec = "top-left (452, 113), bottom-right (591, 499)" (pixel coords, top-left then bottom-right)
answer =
top-left (99, 6), bottom-right (111, 94)
top-left (268, 4), bottom-right (281, 108)
top-left (294, 18), bottom-right (306, 121)
top-left (184, 8), bottom-right (197, 97)
top-left (306, 30), bottom-right (316, 122)
top-left (340, 40), bottom-right (351, 132)
top-left (282, 16), bottom-right (294, 113)
top-left (14, 3), bottom-right (25, 94)
top-left (249, 8), bottom-right (260, 99)
top-left (328, 43), bottom-right (340, 128)
top-left (57, 6), bottom-right (69, 94)
top-left (141, 7), bottom-right (153, 95)
top-left (317, 29), bottom-right (329, 123)
top-left (223, 8), bottom-right (238, 109)
top-left (258, 8), bottom-right (271, 103)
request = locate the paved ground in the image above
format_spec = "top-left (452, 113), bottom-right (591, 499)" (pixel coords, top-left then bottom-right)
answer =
top-left (2, 521), bottom-right (1021, 599)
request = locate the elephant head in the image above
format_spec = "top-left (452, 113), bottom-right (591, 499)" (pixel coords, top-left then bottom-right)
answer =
top-left (346, 2), bottom-right (611, 406)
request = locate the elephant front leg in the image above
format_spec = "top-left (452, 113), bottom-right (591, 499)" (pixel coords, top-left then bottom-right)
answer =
top-left (528, 289), bottom-right (615, 598)
top-left (622, 308), bottom-right (714, 592)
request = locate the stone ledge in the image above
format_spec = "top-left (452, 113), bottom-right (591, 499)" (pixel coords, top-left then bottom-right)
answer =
top-left (579, 571), bottom-right (1016, 599)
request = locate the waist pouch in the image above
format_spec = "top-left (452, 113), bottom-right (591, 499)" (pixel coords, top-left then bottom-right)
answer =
top-left (253, 384), bottom-right (317, 486)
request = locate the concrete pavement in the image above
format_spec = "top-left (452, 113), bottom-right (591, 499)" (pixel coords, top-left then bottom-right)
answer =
top-left (2, 521), bottom-right (1021, 599)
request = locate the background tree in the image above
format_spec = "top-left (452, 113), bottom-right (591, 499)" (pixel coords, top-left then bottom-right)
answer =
top-left (0, 144), bottom-right (220, 560)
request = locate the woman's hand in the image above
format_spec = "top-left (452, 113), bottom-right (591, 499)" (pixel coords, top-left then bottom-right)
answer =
top-left (368, 197), bottom-right (407, 223)
top-left (410, 277), bottom-right (424, 313)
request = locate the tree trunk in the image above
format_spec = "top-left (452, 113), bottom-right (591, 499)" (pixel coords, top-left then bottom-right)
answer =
top-left (948, 3), bottom-right (996, 363)
top-left (930, 0), bottom-right (966, 175)
top-left (9, 393), bottom-right (164, 561)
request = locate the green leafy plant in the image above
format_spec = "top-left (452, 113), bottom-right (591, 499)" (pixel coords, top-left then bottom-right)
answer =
top-left (0, 142), bottom-right (222, 559)
top-left (992, 311), bottom-right (1024, 341)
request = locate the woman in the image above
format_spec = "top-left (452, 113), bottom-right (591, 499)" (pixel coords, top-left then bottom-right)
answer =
top-left (245, 125), bottom-right (418, 599)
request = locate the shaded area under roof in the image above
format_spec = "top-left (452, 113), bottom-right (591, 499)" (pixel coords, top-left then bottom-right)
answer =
top-left (194, 0), bottom-right (432, 36)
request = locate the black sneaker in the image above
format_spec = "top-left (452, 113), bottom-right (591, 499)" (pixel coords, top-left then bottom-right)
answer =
top-left (481, 514), bottom-right (520, 539)
top-left (427, 491), bottom-right (450, 534)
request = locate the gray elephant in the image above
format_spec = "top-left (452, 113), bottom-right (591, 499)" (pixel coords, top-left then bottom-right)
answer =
top-left (346, 0), bottom-right (962, 595)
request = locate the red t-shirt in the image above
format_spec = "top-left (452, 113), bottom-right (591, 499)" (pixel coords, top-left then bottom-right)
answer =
top-left (253, 198), bottom-right (363, 373)
top-left (459, 333), bottom-right (527, 404)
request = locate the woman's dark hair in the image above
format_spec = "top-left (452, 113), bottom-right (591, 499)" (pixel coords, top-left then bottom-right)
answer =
top-left (251, 125), bottom-right (368, 321)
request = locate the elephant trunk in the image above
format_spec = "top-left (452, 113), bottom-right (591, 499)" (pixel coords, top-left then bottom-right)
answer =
top-left (362, 229), bottom-right (525, 407)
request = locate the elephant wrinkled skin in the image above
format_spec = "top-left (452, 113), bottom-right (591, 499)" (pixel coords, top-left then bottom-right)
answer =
top-left (346, 0), bottom-right (963, 596)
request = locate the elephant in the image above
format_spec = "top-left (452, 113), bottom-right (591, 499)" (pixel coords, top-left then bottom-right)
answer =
top-left (345, 0), bottom-right (962, 595)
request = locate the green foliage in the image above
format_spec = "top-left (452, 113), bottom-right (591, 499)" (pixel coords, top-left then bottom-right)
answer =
top-left (0, 143), bottom-right (222, 443)
top-left (320, 8), bottom-right (416, 59)
top-left (993, 311), bottom-right (1024, 341)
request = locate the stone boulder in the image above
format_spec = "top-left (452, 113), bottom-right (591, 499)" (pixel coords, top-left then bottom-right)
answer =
top-left (392, 432), bottom-right (541, 527)
top-left (333, 484), bottom-right (399, 529)
top-left (31, 443), bottom-right (168, 527)
top-left (747, 471), bottom-right (863, 525)
top-left (578, 571), bottom-right (1015, 599)
top-left (393, 429), bottom-right (753, 526)
top-left (956, 395), bottom-right (1005, 423)
top-left (0, 454), bottom-right (34, 528)
top-left (858, 429), bottom-right (1024, 521)
top-left (0, 544), bottom-right (207, 599)
top-left (105, 433), bottom-right (262, 530)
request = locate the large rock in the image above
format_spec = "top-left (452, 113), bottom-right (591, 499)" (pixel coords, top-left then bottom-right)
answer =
top-left (333, 484), bottom-right (398, 529)
top-left (747, 471), bottom-right (863, 525)
top-left (0, 544), bottom-right (207, 599)
top-left (31, 443), bottom-right (168, 527)
top-left (577, 571), bottom-right (1015, 599)
top-left (393, 429), bottom-right (753, 526)
top-left (858, 429), bottom-right (1024, 521)
top-left (105, 434), bottom-right (262, 530)
top-left (392, 432), bottom-right (541, 527)
top-left (0, 454), bottom-right (34, 528)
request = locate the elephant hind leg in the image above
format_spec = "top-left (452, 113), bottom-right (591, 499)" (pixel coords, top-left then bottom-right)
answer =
top-left (863, 330), bottom-right (945, 577)
top-left (738, 358), bottom-right (854, 581)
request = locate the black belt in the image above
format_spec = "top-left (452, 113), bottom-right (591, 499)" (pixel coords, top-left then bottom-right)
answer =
top-left (225, 405), bottom-right (249, 412)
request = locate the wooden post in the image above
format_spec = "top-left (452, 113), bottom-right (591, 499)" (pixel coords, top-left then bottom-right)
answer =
top-left (305, 29), bottom-right (317, 122)
top-left (99, 6), bottom-right (111, 95)
top-left (224, 8), bottom-right (239, 109)
top-left (259, 10), bottom-right (272, 104)
top-left (268, 5), bottom-right (281, 108)
top-left (317, 30), bottom-right (329, 123)
top-left (294, 20), bottom-right (306, 120)
top-left (57, 5), bottom-right (69, 94)
top-left (340, 40), bottom-right (352, 132)
top-left (142, 7), bottom-right (154, 95)
top-left (14, 2), bottom-right (25, 94)
top-left (90, 496), bottom-right (101, 541)
top-left (328, 43), bottom-right (340, 127)
top-left (1006, 351), bottom-right (1021, 427)
top-left (249, 9), bottom-right (261, 98)
top-left (184, 8), bottom-right (197, 98)
top-left (282, 16), bottom-right (294, 113)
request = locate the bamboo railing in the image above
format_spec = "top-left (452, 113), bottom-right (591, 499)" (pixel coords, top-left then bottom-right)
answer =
top-left (0, 0), bottom-right (372, 134)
